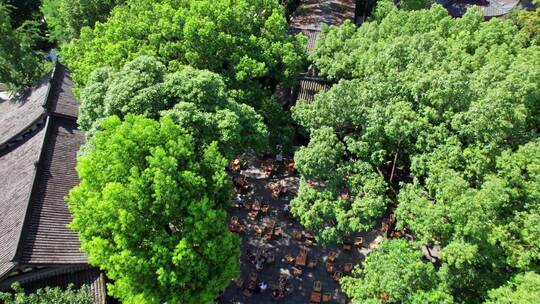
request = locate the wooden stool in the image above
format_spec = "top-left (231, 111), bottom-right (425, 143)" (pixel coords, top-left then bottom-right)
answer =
top-left (235, 277), bottom-right (244, 288)
top-left (326, 262), bottom-right (335, 274)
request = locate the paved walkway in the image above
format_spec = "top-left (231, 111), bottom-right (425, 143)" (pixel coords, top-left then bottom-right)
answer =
top-left (218, 157), bottom-right (384, 304)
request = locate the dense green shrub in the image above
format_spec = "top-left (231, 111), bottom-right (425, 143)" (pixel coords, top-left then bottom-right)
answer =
top-left (0, 283), bottom-right (93, 304)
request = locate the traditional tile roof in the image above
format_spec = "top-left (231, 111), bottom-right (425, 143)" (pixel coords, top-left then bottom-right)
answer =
top-left (0, 126), bottom-right (47, 277)
top-left (46, 65), bottom-right (79, 119)
top-left (0, 61), bottom-right (88, 280)
top-left (297, 77), bottom-right (330, 104)
top-left (291, 28), bottom-right (321, 53)
top-left (20, 117), bottom-right (86, 264)
top-left (289, 0), bottom-right (356, 106)
top-left (0, 77), bottom-right (50, 148)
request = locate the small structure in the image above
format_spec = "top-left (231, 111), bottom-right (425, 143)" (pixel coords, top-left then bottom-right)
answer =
top-left (0, 62), bottom-right (107, 303)
top-left (435, 0), bottom-right (521, 18)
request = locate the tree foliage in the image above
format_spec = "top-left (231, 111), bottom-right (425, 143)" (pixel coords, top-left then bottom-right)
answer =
top-left (62, 0), bottom-right (304, 152)
top-left (3, 0), bottom-right (40, 27)
top-left (485, 272), bottom-right (540, 304)
top-left (509, 8), bottom-right (540, 47)
top-left (41, 0), bottom-right (125, 44)
top-left (0, 283), bottom-right (93, 304)
top-left (68, 115), bottom-right (240, 303)
top-left (61, 0), bottom-right (306, 90)
top-left (341, 239), bottom-right (452, 304)
top-left (399, 0), bottom-right (431, 11)
top-left (0, 2), bottom-right (48, 92)
top-left (293, 3), bottom-right (540, 302)
top-left (78, 55), bottom-right (268, 158)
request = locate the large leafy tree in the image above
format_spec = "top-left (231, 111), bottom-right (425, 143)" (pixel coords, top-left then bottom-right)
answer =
top-left (41, 0), bottom-right (126, 44)
top-left (292, 3), bottom-right (540, 302)
top-left (68, 115), bottom-right (240, 303)
top-left (509, 8), bottom-right (540, 47)
top-left (62, 0), bottom-right (305, 152)
top-left (341, 239), bottom-right (453, 304)
top-left (397, 140), bottom-right (540, 301)
top-left (78, 55), bottom-right (268, 158)
top-left (0, 2), bottom-right (48, 92)
top-left (61, 0), bottom-right (306, 91)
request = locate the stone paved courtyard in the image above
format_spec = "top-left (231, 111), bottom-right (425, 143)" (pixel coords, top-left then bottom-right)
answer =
top-left (218, 157), bottom-right (384, 304)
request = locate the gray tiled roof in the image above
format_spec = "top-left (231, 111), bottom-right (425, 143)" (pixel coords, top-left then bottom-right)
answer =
top-left (290, 0), bottom-right (356, 106)
top-left (47, 64), bottom-right (79, 119)
top-left (20, 117), bottom-right (86, 264)
top-left (0, 77), bottom-right (50, 148)
top-left (0, 61), bottom-right (85, 279)
top-left (297, 77), bottom-right (330, 104)
top-left (0, 126), bottom-right (47, 276)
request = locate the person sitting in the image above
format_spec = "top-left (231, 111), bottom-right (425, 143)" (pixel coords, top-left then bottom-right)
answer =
top-left (235, 194), bottom-right (244, 208)
top-left (283, 204), bottom-right (290, 213)
top-left (255, 260), bottom-right (264, 271)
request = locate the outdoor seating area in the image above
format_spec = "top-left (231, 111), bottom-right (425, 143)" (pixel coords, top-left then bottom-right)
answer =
top-left (218, 157), bottom-right (382, 303)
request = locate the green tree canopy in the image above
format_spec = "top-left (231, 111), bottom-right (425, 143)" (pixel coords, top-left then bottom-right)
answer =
top-left (62, 0), bottom-right (304, 152)
top-left (509, 8), bottom-right (540, 47)
top-left (68, 115), bottom-right (240, 303)
top-left (41, 0), bottom-right (126, 44)
top-left (0, 1), bottom-right (48, 92)
top-left (61, 0), bottom-right (306, 91)
top-left (341, 239), bottom-right (452, 304)
top-left (292, 3), bottom-right (540, 302)
top-left (78, 55), bottom-right (268, 158)
top-left (485, 272), bottom-right (540, 304)
top-left (0, 283), bottom-right (93, 304)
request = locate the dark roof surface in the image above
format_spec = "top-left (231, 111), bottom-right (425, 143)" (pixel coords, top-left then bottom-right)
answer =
top-left (0, 77), bottom-right (50, 147)
top-left (20, 117), bottom-right (86, 264)
top-left (290, 0), bottom-right (356, 30)
top-left (0, 126), bottom-right (47, 276)
top-left (290, 0), bottom-right (355, 106)
top-left (0, 61), bottom-right (84, 279)
top-left (47, 64), bottom-right (79, 118)
top-left (297, 78), bottom-right (330, 104)
top-left (291, 28), bottom-right (321, 53)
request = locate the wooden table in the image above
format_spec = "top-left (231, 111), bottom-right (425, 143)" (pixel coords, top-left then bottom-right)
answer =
top-left (295, 252), bottom-right (307, 267)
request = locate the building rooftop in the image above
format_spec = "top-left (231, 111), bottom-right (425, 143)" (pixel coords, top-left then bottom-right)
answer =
top-left (0, 62), bottom-right (104, 302)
